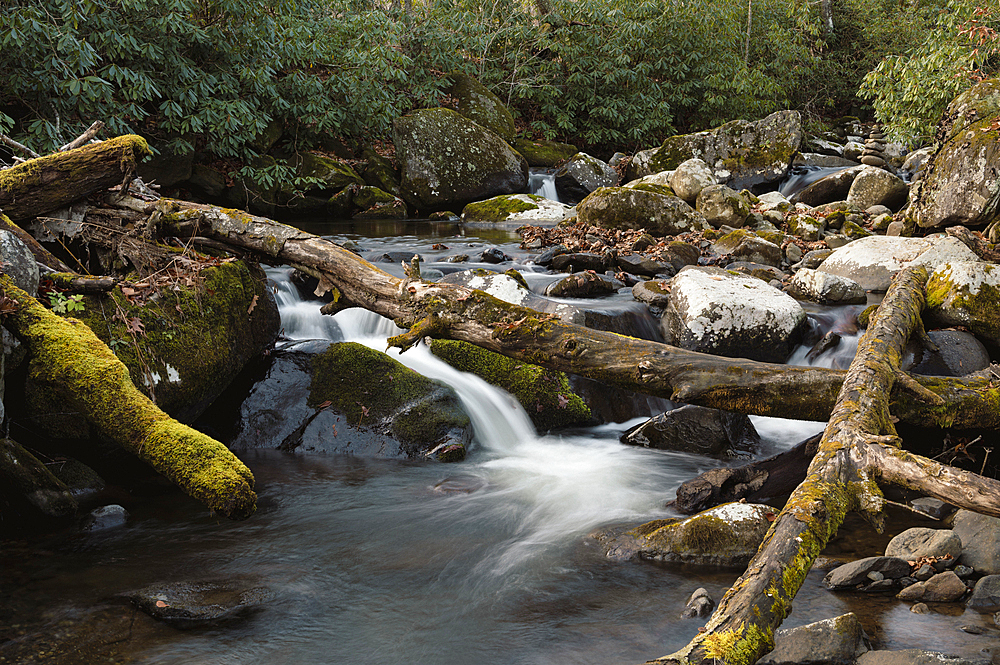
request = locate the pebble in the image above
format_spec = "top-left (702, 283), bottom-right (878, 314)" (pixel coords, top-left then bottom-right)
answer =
top-left (911, 603), bottom-right (930, 614)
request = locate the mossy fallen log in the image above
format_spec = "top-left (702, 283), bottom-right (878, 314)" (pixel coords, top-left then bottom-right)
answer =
top-left (650, 267), bottom-right (1000, 665)
top-left (151, 198), bottom-right (1000, 430)
top-left (0, 437), bottom-right (77, 518)
top-left (0, 273), bottom-right (256, 519)
top-left (0, 135), bottom-right (150, 221)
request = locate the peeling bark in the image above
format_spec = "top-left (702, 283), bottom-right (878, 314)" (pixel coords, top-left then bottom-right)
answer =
top-left (0, 273), bottom-right (256, 519)
top-left (152, 198), bottom-right (1000, 430)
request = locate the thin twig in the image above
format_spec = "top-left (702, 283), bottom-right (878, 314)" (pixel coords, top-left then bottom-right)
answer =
top-left (60, 121), bottom-right (104, 152)
top-left (0, 134), bottom-right (41, 159)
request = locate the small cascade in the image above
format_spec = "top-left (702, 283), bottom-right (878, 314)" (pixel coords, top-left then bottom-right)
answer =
top-left (778, 165), bottom-right (851, 199)
top-left (528, 169), bottom-right (560, 202)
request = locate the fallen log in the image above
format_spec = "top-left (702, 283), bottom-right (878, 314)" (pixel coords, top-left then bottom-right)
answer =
top-left (151, 198), bottom-right (1000, 429)
top-left (649, 267), bottom-right (1000, 665)
top-left (0, 212), bottom-right (71, 272)
top-left (0, 135), bottom-right (149, 222)
top-left (0, 274), bottom-right (256, 519)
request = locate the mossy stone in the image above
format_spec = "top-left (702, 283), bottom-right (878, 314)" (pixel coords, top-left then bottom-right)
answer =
top-left (449, 72), bottom-right (517, 144)
top-left (287, 151), bottom-right (365, 193)
top-left (461, 194), bottom-right (539, 223)
top-left (429, 339), bottom-right (591, 431)
top-left (309, 342), bottom-right (471, 458)
top-left (513, 138), bottom-right (579, 167)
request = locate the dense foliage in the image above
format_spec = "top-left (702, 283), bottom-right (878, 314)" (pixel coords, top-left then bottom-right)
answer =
top-left (0, 0), bottom-right (992, 169)
top-left (859, 0), bottom-right (1000, 143)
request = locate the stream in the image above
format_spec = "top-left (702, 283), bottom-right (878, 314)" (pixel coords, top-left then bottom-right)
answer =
top-left (2, 220), bottom-right (997, 664)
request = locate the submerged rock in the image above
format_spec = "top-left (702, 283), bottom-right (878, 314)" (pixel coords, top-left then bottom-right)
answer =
top-left (660, 265), bottom-right (807, 363)
top-left (596, 502), bottom-right (774, 566)
top-left (620, 405), bottom-right (760, 457)
top-left (429, 339), bottom-right (590, 432)
top-left (124, 579), bottom-right (273, 628)
top-left (82, 504), bottom-right (128, 532)
top-left (680, 588), bottom-right (715, 619)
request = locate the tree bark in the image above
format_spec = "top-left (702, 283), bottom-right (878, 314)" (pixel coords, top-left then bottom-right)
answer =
top-left (0, 274), bottom-right (256, 519)
top-left (647, 267), bottom-right (1000, 665)
top-left (0, 135), bottom-right (149, 222)
top-left (151, 198), bottom-right (1000, 430)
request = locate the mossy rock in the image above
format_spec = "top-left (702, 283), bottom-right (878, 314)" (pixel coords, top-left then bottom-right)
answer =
top-left (393, 108), bottom-right (528, 210)
top-left (788, 214), bottom-right (824, 241)
top-left (841, 219), bottom-right (872, 239)
top-left (646, 110), bottom-right (802, 190)
top-left (309, 342), bottom-right (471, 459)
top-left (249, 119), bottom-right (284, 154)
top-left (461, 193), bottom-right (572, 225)
top-left (925, 261), bottom-right (1000, 348)
top-left (26, 260), bottom-right (280, 439)
top-left (513, 138), bottom-right (579, 167)
top-left (286, 151), bottom-right (365, 194)
top-left (597, 502), bottom-right (773, 566)
top-left (576, 186), bottom-right (709, 236)
top-left (352, 186), bottom-right (408, 219)
top-left (448, 72), bottom-right (517, 144)
top-left (360, 147), bottom-right (401, 196)
top-left (628, 182), bottom-right (676, 197)
top-left (429, 339), bottom-right (590, 431)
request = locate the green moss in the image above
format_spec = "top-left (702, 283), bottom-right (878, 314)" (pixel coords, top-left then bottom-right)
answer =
top-left (462, 194), bottom-right (539, 223)
top-left (2, 275), bottom-right (256, 519)
top-left (513, 138), bottom-right (578, 167)
top-left (429, 339), bottom-right (590, 431)
top-left (60, 260), bottom-right (277, 423)
top-left (841, 220), bottom-right (872, 239)
top-left (631, 183), bottom-right (676, 196)
top-left (702, 623), bottom-right (772, 663)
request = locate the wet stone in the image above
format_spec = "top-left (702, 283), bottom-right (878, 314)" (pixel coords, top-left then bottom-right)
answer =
top-left (680, 588), bottom-right (714, 619)
top-left (824, 556), bottom-right (911, 590)
top-left (82, 505), bottom-right (128, 532)
top-left (856, 649), bottom-right (990, 665)
top-left (550, 252), bottom-right (607, 273)
top-left (759, 612), bottom-right (869, 665)
top-left (886, 527), bottom-right (963, 562)
top-left (480, 247), bottom-right (510, 264)
top-left (909, 497), bottom-right (955, 520)
top-left (896, 571), bottom-right (967, 602)
top-left (911, 603), bottom-right (930, 614)
top-left (123, 580), bottom-right (273, 628)
top-left (914, 565), bottom-right (935, 582)
top-left (966, 575), bottom-right (1000, 614)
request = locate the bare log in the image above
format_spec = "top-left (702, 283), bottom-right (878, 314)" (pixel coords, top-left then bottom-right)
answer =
top-left (151, 198), bottom-right (1000, 429)
top-left (0, 135), bottom-right (149, 221)
top-left (59, 121), bottom-right (105, 152)
top-left (47, 272), bottom-right (118, 293)
top-left (0, 273), bottom-right (256, 519)
top-left (649, 267), bottom-right (1000, 665)
top-left (0, 134), bottom-right (40, 159)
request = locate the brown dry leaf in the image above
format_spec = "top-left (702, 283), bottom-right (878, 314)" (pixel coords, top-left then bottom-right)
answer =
top-left (125, 317), bottom-right (145, 336)
top-left (247, 294), bottom-right (259, 315)
top-left (155, 600), bottom-right (168, 608)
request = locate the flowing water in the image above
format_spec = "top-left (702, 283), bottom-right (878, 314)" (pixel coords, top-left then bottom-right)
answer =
top-left (2, 224), bottom-right (997, 664)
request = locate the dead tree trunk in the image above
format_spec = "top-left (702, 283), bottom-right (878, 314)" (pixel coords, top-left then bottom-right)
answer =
top-left (648, 267), bottom-right (1000, 665)
top-left (0, 274), bottom-right (257, 519)
top-left (151, 198), bottom-right (1000, 430)
top-left (0, 135), bottom-right (149, 221)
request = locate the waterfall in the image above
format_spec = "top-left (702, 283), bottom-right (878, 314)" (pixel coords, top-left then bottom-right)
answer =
top-left (528, 170), bottom-right (560, 202)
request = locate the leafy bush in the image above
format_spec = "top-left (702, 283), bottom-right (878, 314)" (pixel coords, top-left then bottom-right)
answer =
top-left (859, 0), bottom-right (1000, 143)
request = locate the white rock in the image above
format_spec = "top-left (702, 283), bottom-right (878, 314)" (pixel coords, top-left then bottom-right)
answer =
top-left (660, 266), bottom-right (807, 363)
top-left (818, 235), bottom-right (980, 292)
top-left (788, 268), bottom-right (867, 304)
top-left (669, 158), bottom-right (717, 204)
top-left (757, 191), bottom-right (790, 212)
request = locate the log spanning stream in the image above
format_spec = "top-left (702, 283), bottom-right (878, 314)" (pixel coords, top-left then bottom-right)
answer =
top-left (1, 222), bottom-right (995, 663)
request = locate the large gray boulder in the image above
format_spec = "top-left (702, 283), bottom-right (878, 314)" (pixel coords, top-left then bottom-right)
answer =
top-left (448, 72), bottom-right (516, 144)
top-left (952, 510), bottom-right (1000, 575)
top-left (669, 158), bottom-right (717, 204)
top-left (847, 165), bottom-right (909, 211)
top-left (896, 570), bottom-right (967, 602)
top-left (758, 613), bottom-right (869, 665)
top-left (788, 268), bottom-right (867, 305)
top-left (660, 266), bottom-right (807, 363)
top-left (394, 108), bottom-right (528, 210)
top-left (885, 527), bottom-right (963, 561)
top-left (790, 166), bottom-right (861, 207)
top-left (0, 229), bottom-right (39, 296)
top-left (966, 575), bottom-right (1000, 613)
top-left (907, 77), bottom-right (1000, 229)
top-left (632, 110), bottom-right (803, 190)
top-left (554, 152), bottom-right (618, 203)
top-left (577, 186), bottom-right (710, 236)
top-left (696, 183), bottom-right (750, 227)
top-left (817, 235), bottom-right (980, 292)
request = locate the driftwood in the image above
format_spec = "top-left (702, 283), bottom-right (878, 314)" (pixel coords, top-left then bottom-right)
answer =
top-left (0, 134), bottom-right (40, 160)
top-left (0, 213), bottom-right (72, 272)
top-left (0, 274), bottom-right (257, 519)
top-left (47, 272), bottom-right (118, 293)
top-left (59, 121), bottom-right (105, 152)
top-left (0, 135), bottom-right (149, 221)
top-left (151, 198), bottom-right (1000, 430)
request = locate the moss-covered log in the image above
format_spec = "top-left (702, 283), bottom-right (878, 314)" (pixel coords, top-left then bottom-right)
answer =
top-left (648, 267), bottom-right (1000, 665)
top-left (0, 135), bottom-right (150, 222)
top-left (152, 198), bottom-right (1000, 430)
top-left (0, 273), bottom-right (256, 519)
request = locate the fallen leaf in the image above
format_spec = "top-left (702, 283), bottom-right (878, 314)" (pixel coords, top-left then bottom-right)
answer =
top-left (125, 317), bottom-right (145, 336)
top-left (155, 600), bottom-right (168, 608)
top-left (247, 294), bottom-right (259, 315)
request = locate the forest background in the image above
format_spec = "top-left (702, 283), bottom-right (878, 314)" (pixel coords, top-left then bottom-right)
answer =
top-left (0, 0), bottom-right (996, 186)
